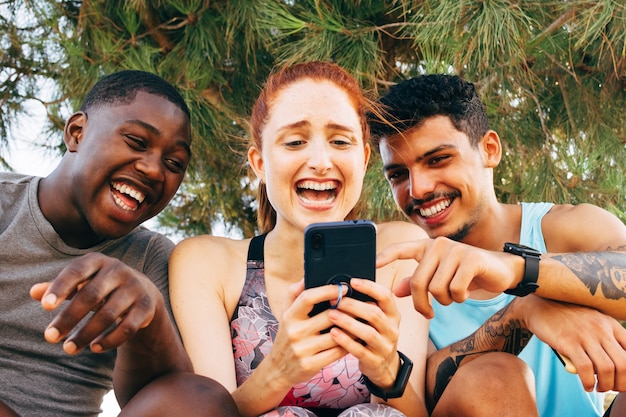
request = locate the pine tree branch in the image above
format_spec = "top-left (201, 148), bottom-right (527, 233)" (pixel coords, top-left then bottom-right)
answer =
top-left (529, 8), bottom-right (576, 50)
top-left (556, 73), bottom-right (578, 135)
top-left (138, 5), bottom-right (177, 53)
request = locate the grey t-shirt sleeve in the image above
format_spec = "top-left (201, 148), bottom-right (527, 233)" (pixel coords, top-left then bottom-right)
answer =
top-left (142, 232), bottom-right (176, 315)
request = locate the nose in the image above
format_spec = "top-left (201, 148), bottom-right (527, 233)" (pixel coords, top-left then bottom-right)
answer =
top-left (307, 140), bottom-right (332, 174)
top-left (135, 152), bottom-right (165, 182)
top-left (409, 168), bottom-right (436, 201)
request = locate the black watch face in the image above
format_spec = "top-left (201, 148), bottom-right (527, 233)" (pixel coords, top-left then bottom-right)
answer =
top-left (505, 243), bottom-right (540, 257)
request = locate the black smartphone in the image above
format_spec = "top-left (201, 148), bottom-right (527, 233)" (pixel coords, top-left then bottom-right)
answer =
top-left (304, 220), bottom-right (377, 317)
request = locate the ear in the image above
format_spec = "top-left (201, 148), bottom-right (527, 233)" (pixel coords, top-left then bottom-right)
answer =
top-left (481, 130), bottom-right (502, 168)
top-left (63, 112), bottom-right (87, 152)
top-left (363, 142), bottom-right (371, 169)
top-left (247, 146), bottom-right (265, 183)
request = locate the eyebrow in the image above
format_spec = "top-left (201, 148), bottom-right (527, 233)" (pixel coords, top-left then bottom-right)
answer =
top-left (383, 144), bottom-right (457, 173)
top-left (126, 119), bottom-right (191, 157)
top-left (276, 120), bottom-right (356, 134)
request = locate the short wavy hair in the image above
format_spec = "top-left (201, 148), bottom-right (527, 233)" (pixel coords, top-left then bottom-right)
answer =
top-left (369, 74), bottom-right (488, 148)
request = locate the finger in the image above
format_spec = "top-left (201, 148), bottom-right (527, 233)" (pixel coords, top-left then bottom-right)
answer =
top-left (330, 290), bottom-right (400, 351)
top-left (30, 282), bottom-right (50, 301)
top-left (88, 297), bottom-right (157, 353)
top-left (392, 276), bottom-right (412, 298)
top-left (287, 279), bottom-right (305, 301)
top-left (329, 323), bottom-right (398, 386)
top-left (596, 332), bottom-right (626, 392)
top-left (329, 324), bottom-right (372, 360)
top-left (64, 296), bottom-right (132, 353)
top-left (376, 240), bottom-right (427, 269)
top-left (446, 263), bottom-right (475, 304)
top-left (406, 263), bottom-right (436, 319)
top-left (425, 260), bottom-right (458, 306)
top-left (328, 303), bottom-right (394, 353)
top-left (566, 348), bottom-right (597, 391)
top-left (44, 277), bottom-right (118, 346)
top-left (43, 253), bottom-right (106, 310)
top-left (290, 284), bottom-right (349, 319)
top-left (587, 345), bottom-right (615, 392)
top-left (348, 279), bottom-right (401, 321)
top-left (612, 326), bottom-right (626, 391)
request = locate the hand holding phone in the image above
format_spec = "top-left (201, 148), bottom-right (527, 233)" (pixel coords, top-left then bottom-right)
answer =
top-left (304, 220), bottom-right (377, 317)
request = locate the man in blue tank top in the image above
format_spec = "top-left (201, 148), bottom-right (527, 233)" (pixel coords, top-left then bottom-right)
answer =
top-left (368, 74), bottom-right (625, 417)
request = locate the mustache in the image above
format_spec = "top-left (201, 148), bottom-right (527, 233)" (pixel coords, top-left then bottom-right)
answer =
top-left (405, 191), bottom-right (460, 215)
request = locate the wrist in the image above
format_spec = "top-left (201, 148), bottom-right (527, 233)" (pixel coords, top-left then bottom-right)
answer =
top-left (364, 351), bottom-right (413, 401)
top-left (261, 352), bottom-right (298, 393)
top-left (503, 242), bottom-right (541, 297)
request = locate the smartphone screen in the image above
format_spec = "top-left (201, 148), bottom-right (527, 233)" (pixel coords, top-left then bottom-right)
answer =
top-left (304, 220), bottom-right (377, 316)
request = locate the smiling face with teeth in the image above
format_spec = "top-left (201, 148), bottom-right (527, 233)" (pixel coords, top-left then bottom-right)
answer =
top-left (41, 91), bottom-right (191, 248)
top-left (379, 115), bottom-right (501, 242)
top-left (248, 78), bottom-right (370, 231)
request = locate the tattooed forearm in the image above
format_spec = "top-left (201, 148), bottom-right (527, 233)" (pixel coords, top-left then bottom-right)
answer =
top-left (459, 304), bottom-right (533, 356)
top-left (552, 252), bottom-right (626, 300)
top-left (432, 304), bottom-right (533, 404)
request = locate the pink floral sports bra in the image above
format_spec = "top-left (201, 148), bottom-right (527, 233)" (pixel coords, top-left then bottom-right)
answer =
top-left (230, 234), bottom-right (370, 410)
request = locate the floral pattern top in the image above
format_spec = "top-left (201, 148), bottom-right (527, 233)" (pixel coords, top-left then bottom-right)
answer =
top-left (230, 235), bottom-right (370, 409)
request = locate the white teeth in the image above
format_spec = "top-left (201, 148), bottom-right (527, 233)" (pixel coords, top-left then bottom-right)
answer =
top-left (419, 199), bottom-right (451, 217)
top-left (297, 180), bottom-right (336, 191)
top-left (112, 182), bottom-right (145, 203)
top-left (113, 195), bottom-right (138, 211)
top-left (299, 195), bottom-right (336, 205)
top-left (296, 180), bottom-right (337, 205)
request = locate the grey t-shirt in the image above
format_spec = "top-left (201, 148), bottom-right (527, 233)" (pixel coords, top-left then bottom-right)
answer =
top-left (0, 173), bottom-right (175, 417)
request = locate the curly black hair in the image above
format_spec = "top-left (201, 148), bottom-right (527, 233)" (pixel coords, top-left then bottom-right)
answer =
top-left (80, 70), bottom-right (190, 120)
top-left (369, 74), bottom-right (489, 148)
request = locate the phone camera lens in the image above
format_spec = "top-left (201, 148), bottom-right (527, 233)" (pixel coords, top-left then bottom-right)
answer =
top-left (312, 233), bottom-right (323, 250)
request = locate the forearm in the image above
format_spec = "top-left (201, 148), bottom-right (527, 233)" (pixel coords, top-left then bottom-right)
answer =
top-left (538, 251), bottom-right (626, 320)
top-left (373, 380), bottom-right (428, 417)
top-left (426, 300), bottom-right (532, 406)
top-left (113, 303), bottom-right (192, 406)
top-left (231, 358), bottom-right (294, 417)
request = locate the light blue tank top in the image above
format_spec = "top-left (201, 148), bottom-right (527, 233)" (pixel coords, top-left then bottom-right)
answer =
top-left (429, 202), bottom-right (604, 417)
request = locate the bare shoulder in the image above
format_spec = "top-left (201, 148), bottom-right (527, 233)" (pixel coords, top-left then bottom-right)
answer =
top-left (375, 220), bottom-right (428, 249)
top-left (170, 235), bottom-right (250, 282)
top-left (169, 235), bottom-right (252, 313)
top-left (172, 234), bottom-right (249, 261)
top-left (543, 203), bottom-right (626, 252)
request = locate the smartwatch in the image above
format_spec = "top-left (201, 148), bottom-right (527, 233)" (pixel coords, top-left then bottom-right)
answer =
top-left (503, 242), bottom-right (541, 297)
top-left (363, 351), bottom-right (413, 401)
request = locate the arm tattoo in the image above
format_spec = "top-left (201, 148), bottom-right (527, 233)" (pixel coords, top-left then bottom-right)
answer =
top-left (552, 251), bottom-right (626, 300)
top-left (432, 303), bottom-right (533, 404)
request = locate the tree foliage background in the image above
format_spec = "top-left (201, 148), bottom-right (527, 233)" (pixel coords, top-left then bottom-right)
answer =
top-left (1, 0), bottom-right (625, 238)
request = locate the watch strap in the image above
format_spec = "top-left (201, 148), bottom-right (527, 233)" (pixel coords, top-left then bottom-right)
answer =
top-left (503, 242), bottom-right (541, 297)
top-left (363, 351), bottom-right (413, 401)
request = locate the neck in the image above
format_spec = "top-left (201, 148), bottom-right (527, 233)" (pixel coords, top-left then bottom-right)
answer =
top-left (39, 171), bottom-right (104, 249)
top-left (462, 202), bottom-right (522, 251)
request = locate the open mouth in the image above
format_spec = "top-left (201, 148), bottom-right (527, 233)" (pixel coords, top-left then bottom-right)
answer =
top-left (296, 180), bottom-right (338, 205)
top-left (418, 198), bottom-right (451, 218)
top-left (111, 182), bottom-right (146, 212)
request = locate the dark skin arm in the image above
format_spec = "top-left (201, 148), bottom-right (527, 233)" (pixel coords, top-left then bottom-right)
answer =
top-left (30, 253), bottom-right (192, 407)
